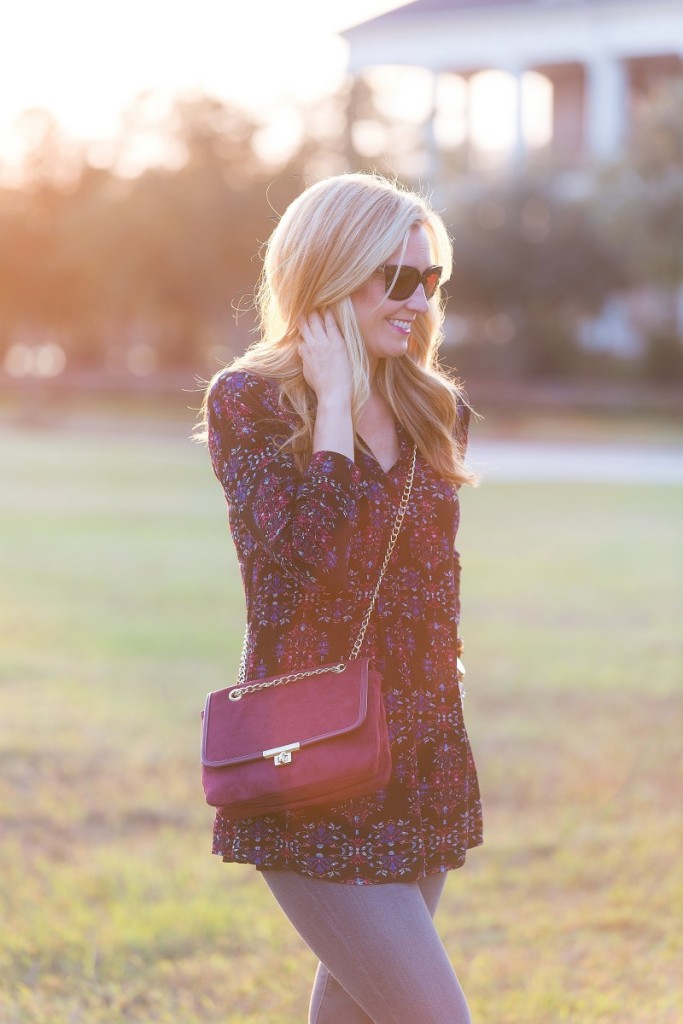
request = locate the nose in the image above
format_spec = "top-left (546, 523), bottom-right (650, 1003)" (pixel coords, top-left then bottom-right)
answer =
top-left (405, 284), bottom-right (430, 314)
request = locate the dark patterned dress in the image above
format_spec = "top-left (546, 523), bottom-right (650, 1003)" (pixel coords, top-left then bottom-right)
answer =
top-left (206, 369), bottom-right (483, 885)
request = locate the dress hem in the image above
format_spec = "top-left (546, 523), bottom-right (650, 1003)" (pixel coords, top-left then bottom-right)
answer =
top-left (213, 838), bottom-right (484, 886)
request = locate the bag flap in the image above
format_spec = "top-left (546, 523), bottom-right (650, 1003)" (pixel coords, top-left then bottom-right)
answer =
top-left (201, 658), bottom-right (371, 768)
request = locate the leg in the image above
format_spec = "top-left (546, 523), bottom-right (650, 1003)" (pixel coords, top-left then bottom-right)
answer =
top-left (261, 869), bottom-right (471, 1024)
top-left (418, 871), bottom-right (450, 918)
top-left (307, 873), bottom-right (450, 1024)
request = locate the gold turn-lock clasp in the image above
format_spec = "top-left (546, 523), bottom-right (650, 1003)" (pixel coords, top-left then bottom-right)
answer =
top-left (263, 742), bottom-right (300, 766)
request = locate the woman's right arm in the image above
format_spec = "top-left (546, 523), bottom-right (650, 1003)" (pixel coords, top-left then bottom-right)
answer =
top-left (300, 310), bottom-right (354, 463)
top-left (207, 369), bottom-right (360, 594)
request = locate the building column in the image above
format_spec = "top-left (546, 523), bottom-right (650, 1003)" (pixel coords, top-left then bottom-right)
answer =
top-left (585, 54), bottom-right (628, 161)
top-left (509, 67), bottom-right (527, 170)
top-left (462, 72), bottom-right (476, 172)
top-left (424, 71), bottom-right (440, 184)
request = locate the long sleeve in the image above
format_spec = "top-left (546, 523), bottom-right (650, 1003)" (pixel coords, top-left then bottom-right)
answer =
top-left (207, 370), bottom-right (361, 593)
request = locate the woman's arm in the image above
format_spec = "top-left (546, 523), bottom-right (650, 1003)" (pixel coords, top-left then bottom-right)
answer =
top-left (300, 310), bottom-right (355, 463)
top-left (313, 391), bottom-right (354, 463)
top-left (208, 370), bottom-right (360, 593)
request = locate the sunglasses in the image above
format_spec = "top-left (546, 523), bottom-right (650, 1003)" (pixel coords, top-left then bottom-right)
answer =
top-left (381, 264), bottom-right (443, 301)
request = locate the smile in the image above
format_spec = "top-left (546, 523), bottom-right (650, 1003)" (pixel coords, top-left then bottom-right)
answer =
top-left (387, 319), bottom-right (413, 335)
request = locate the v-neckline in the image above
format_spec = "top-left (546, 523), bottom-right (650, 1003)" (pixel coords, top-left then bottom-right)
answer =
top-left (355, 421), bottom-right (408, 477)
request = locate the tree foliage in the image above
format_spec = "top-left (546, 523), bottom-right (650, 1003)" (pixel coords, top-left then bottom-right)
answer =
top-left (598, 79), bottom-right (683, 290)
top-left (1, 78), bottom-right (682, 382)
top-left (0, 96), bottom-right (305, 371)
top-left (445, 179), bottom-right (628, 377)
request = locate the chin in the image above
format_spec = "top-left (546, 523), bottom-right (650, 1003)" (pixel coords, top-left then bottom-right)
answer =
top-left (388, 340), bottom-right (410, 358)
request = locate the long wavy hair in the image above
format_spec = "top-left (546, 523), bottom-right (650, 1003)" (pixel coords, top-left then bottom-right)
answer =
top-left (195, 172), bottom-right (476, 487)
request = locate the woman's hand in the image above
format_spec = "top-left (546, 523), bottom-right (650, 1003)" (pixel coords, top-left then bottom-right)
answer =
top-left (298, 311), bottom-right (353, 408)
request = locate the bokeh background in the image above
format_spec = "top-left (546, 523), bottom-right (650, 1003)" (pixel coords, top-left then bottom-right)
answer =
top-left (1, 2), bottom-right (682, 1022)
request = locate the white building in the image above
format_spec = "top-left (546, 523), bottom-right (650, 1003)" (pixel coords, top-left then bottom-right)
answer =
top-left (343, 0), bottom-right (683, 169)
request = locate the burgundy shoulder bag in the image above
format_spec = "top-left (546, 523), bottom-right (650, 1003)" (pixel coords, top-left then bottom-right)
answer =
top-left (200, 445), bottom-right (417, 821)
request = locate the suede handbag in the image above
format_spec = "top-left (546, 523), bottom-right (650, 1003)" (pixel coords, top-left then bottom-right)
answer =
top-left (200, 445), bottom-right (417, 820)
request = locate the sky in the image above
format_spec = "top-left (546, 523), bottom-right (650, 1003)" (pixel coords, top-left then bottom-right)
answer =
top-left (0, 1), bottom-right (412, 142)
top-left (0, 0), bottom-right (551, 178)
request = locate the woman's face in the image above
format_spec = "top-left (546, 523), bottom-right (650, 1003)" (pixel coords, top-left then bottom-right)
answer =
top-left (350, 224), bottom-right (434, 370)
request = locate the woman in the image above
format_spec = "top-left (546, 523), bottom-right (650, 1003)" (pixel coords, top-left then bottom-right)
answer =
top-left (198, 173), bottom-right (483, 1024)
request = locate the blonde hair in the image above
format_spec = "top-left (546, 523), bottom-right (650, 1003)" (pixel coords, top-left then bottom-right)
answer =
top-left (196, 172), bottom-right (475, 487)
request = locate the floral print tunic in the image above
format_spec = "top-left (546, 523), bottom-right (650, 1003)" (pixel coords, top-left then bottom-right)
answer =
top-left (206, 369), bottom-right (483, 884)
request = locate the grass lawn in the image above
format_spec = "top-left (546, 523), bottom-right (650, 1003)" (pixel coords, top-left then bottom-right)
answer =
top-left (0, 415), bottom-right (681, 1024)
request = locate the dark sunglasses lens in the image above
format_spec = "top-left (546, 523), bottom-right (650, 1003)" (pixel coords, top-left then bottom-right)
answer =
top-left (423, 268), bottom-right (441, 299)
top-left (385, 266), bottom-right (421, 301)
top-left (384, 265), bottom-right (441, 300)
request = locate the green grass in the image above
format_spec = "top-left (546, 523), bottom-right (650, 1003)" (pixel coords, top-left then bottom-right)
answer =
top-left (0, 419), bottom-right (681, 1023)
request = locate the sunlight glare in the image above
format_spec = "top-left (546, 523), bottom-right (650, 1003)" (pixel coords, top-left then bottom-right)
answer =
top-left (470, 71), bottom-right (517, 152)
top-left (469, 69), bottom-right (553, 152)
top-left (365, 66), bottom-right (435, 123)
top-left (523, 71), bottom-right (553, 148)
top-left (0, 0), bottom-right (405, 137)
top-left (0, 0), bottom-right (357, 175)
top-left (1, 1), bottom-right (552, 178)
top-left (434, 74), bottom-right (468, 150)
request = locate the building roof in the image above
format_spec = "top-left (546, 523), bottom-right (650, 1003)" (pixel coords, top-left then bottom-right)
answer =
top-left (343, 0), bottom-right (642, 36)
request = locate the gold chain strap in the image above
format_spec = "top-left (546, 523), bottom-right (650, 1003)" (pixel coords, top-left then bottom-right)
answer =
top-left (348, 444), bottom-right (417, 660)
top-left (229, 445), bottom-right (417, 702)
top-left (229, 661), bottom-right (346, 701)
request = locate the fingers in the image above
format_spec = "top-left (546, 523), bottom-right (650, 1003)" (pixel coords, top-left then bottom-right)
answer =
top-left (296, 309), bottom-right (352, 402)
top-left (323, 309), bottom-right (343, 343)
top-left (298, 310), bottom-right (342, 348)
top-left (296, 311), bottom-right (319, 344)
top-left (299, 311), bottom-right (325, 344)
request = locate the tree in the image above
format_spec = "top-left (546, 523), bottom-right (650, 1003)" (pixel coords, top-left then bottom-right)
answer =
top-left (0, 96), bottom-right (303, 371)
top-left (445, 177), bottom-right (627, 378)
top-left (595, 78), bottom-right (683, 379)
top-left (599, 80), bottom-right (683, 292)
